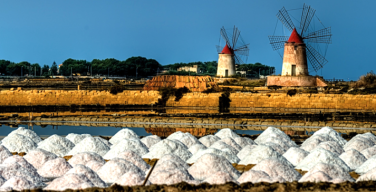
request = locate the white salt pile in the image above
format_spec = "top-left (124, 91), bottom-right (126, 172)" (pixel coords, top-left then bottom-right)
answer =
top-left (299, 163), bottom-right (354, 182)
top-left (298, 171), bottom-right (332, 183)
top-left (9, 127), bottom-right (42, 144)
top-left (215, 128), bottom-right (240, 139)
top-left (109, 128), bottom-right (139, 145)
top-left (359, 132), bottom-right (376, 144)
top-left (0, 174), bottom-right (6, 187)
top-left (237, 170), bottom-right (271, 184)
top-left (94, 137), bottom-right (112, 147)
top-left (68, 152), bottom-right (106, 167)
top-left (188, 153), bottom-right (240, 181)
top-left (209, 141), bottom-right (239, 155)
top-left (237, 145), bottom-right (257, 160)
top-left (220, 137), bottom-right (242, 151)
top-left (158, 154), bottom-right (190, 170)
top-left (3, 156), bottom-right (40, 179)
top-left (233, 137), bottom-right (256, 148)
top-left (97, 159), bottom-right (144, 183)
top-left (38, 158), bottom-right (73, 178)
top-left (0, 146), bottom-right (12, 164)
top-left (282, 147), bottom-right (309, 167)
top-left (339, 149), bottom-right (367, 170)
top-left (251, 158), bottom-right (301, 182)
top-left (66, 164), bottom-right (107, 188)
top-left (198, 135), bottom-right (220, 148)
top-left (186, 148), bottom-right (240, 164)
top-left (355, 155), bottom-right (376, 175)
top-left (149, 168), bottom-right (195, 185)
top-left (0, 162), bottom-right (44, 186)
top-left (24, 148), bottom-right (58, 169)
top-left (203, 172), bottom-right (238, 185)
top-left (296, 148), bottom-right (350, 172)
top-left (0, 176), bottom-right (38, 191)
top-left (356, 167), bottom-right (376, 182)
top-left (116, 150), bottom-right (150, 173)
top-left (114, 171), bottom-right (150, 186)
top-left (67, 137), bottom-right (110, 157)
top-left (361, 146), bottom-right (376, 159)
top-left (238, 145), bottom-right (291, 166)
top-left (44, 173), bottom-right (95, 191)
top-left (254, 127), bottom-right (297, 150)
top-left (66, 133), bottom-right (92, 145)
top-left (314, 127), bottom-right (347, 146)
top-left (37, 134), bottom-right (75, 157)
top-left (188, 143), bottom-right (207, 155)
top-left (1, 133), bottom-right (37, 153)
top-left (142, 139), bottom-right (192, 161)
top-left (86, 160), bottom-right (105, 172)
top-left (300, 134), bottom-right (335, 152)
top-left (103, 139), bottom-right (149, 159)
top-left (344, 137), bottom-right (374, 152)
top-left (140, 135), bottom-right (161, 148)
top-left (262, 142), bottom-right (287, 155)
top-left (167, 131), bottom-right (201, 148)
top-left (314, 141), bottom-right (344, 156)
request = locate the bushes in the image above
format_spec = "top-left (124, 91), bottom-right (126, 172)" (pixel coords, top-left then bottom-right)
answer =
top-left (351, 71), bottom-right (376, 89)
top-left (158, 86), bottom-right (191, 105)
top-left (109, 84), bottom-right (125, 95)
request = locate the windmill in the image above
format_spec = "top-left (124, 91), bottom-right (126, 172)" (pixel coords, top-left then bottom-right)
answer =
top-left (216, 26), bottom-right (249, 77)
top-left (268, 4), bottom-right (332, 76)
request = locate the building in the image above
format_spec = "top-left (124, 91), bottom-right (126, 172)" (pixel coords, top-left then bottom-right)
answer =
top-left (177, 65), bottom-right (200, 74)
top-left (216, 44), bottom-right (236, 77)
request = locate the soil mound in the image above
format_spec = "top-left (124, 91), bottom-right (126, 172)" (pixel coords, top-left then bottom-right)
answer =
top-left (187, 148), bottom-right (240, 164)
top-left (66, 133), bottom-right (92, 145)
top-left (188, 153), bottom-right (240, 181)
top-left (44, 173), bottom-right (95, 191)
top-left (24, 148), bottom-right (58, 170)
top-left (37, 157), bottom-right (73, 178)
top-left (142, 139), bottom-right (192, 161)
top-left (2, 133), bottom-right (37, 153)
top-left (339, 149), bottom-right (367, 170)
top-left (67, 137), bottom-right (110, 157)
top-left (67, 164), bottom-right (107, 188)
top-left (140, 135), bottom-right (161, 148)
top-left (97, 159), bottom-right (144, 183)
top-left (237, 170), bottom-right (271, 184)
top-left (199, 135), bottom-right (221, 148)
top-left (296, 148), bottom-right (350, 172)
top-left (68, 152), bottom-right (106, 167)
top-left (282, 147), bottom-right (309, 167)
top-left (188, 143), bottom-right (207, 155)
top-left (109, 128), bottom-right (140, 145)
top-left (143, 75), bottom-right (217, 92)
top-left (116, 150), bottom-right (150, 173)
top-left (251, 158), bottom-right (301, 182)
top-left (37, 134), bottom-right (75, 157)
top-left (167, 131), bottom-right (201, 148)
top-left (237, 145), bottom-right (257, 160)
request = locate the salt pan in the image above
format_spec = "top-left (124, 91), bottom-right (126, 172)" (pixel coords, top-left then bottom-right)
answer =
top-left (188, 153), bottom-right (240, 181)
top-left (10, 127), bottom-right (42, 144)
top-left (215, 128), bottom-right (240, 139)
top-left (238, 145), bottom-right (290, 166)
top-left (361, 146), bottom-right (376, 159)
top-left (0, 146), bottom-right (12, 164)
top-left (24, 148), bottom-right (58, 170)
top-left (116, 150), bottom-right (150, 173)
top-left (199, 135), bottom-right (220, 148)
top-left (66, 133), bottom-right (92, 144)
top-left (296, 148), bottom-right (350, 172)
top-left (68, 152), bottom-right (106, 167)
top-left (44, 173), bottom-right (94, 191)
top-left (167, 131), bottom-right (201, 148)
top-left (299, 163), bottom-right (354, 182)
top-left (282, 147), bottom-right (309, 167)
top-left (0, 176), bottom-right (38, 191)
top-left (237, 170), bottom-right (271, 184)
top-left (109, 128), bottom-right (139, 145)
top-left (189, 143), bottom-right (207, 155)
top-left (339, 149), bottom-right (367, 170)
top-left (203, 172), bottom-right (238, 185)
top-left (38, 158), bottom-right (73, 178)
top-left (67, 164), bottom-right (107, 188)
top-left (210, 141), bottom-right (239, 155)
top-left (142, 139), bottom-right (192, 161)
top-left (355, 155), bottom-right (376, 175)
top-left (114, 171), bottom-right (150, 186)
top-left (67, 137), bottom-right (110, 157)
top-left (103, 139), bottom-right (148, 159)
top-left (1, 133), bottom-right (37, 153)
top-left (251, 158), bottom-right (301, 182)
top-left (97, 159), bottom-right (144, 183)
top-left (237, 145), bottom-right (258, 160)
top-left (140, 135), bottom-right (161, 148)
top-left (86, 160), bottom-right (105, 172)
top-left (37, 134), bottom-right (75, 157)
top-left (187, 148), bottom-right (240, 164)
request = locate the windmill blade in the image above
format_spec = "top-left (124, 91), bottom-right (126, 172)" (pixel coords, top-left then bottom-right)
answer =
top-left (234, 44), bottom-right (249, 56)
top-left (304, 27), bottom-right (332, 44)
top-left (232, 26), bottom-right (240, 48)
top-left (234, 54), bottom-right (247, 65)
top-left (268, 36), bottom-right (289, 50)
top-left (277, 7), bottom-right (295, 31)
top-left (220, 27), bottom-right (231, 47)
top-left (300, 4), bottom-right (316, 36)
top-left (306, 44), bottom-right (328, 72)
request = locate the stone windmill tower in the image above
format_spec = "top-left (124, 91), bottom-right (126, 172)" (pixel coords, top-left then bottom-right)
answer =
top-left (267, 4), bottom-right (332, 87)
top-left (216, 26), bottom-right (249, 77)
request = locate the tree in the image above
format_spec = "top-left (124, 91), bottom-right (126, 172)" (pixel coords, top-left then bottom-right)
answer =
top-left (51, 61), bottom-right (58, 75)
top-left (42, 65), bottom-right (50, 76)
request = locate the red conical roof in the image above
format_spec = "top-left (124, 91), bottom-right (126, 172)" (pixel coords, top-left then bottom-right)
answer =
top-left (287, 28), bottom-right (303, 44)
top-left (221, 44), bottom-right (233, 54)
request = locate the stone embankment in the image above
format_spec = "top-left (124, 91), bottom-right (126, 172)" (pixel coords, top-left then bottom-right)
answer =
top-left (1, 90), bottom-right (376, 111)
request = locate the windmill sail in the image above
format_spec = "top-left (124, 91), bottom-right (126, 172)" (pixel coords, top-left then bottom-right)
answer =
top-left (268, 36), bottom-right (289, 50)
top-left (304, 27), bottom-right (332, 44)
top-left (277, 7), bottom-right (295, 31)
top-left (306, 44), bottom-right (328, 72)
top-left (300, 4), bottom-right (316, 36)
top-left (216, 26), bottom-right (249, 65)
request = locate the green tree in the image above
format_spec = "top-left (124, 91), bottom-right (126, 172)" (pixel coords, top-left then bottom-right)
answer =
top-left (51, 61), bottom-right (58, 75)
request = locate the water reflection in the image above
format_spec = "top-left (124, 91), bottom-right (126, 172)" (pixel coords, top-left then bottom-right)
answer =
top-left (145, 127), bottom-right (217, 138)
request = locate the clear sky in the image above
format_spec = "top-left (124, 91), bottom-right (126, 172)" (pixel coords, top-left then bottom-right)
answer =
top-left (0, 1), bottom-right (374, 80)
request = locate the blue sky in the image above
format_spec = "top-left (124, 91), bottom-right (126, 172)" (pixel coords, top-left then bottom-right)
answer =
top-left (0, 1), bottom-right (374, 80)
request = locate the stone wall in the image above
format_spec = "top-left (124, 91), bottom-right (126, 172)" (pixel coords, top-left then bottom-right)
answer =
top-left (1, 90), bottom-right (375, 111)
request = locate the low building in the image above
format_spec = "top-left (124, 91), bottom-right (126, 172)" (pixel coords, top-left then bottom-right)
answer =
top-left (177, 65), bottom-right (200, 74)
